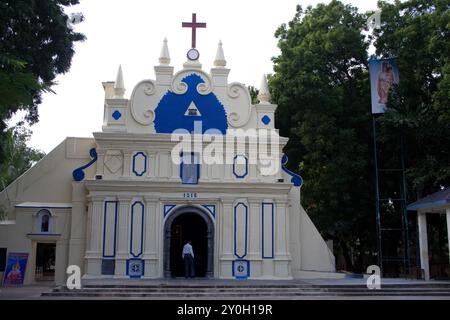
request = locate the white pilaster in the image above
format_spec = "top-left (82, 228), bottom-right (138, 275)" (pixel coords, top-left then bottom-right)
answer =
top-left (143, 197), bottom-right (158, 278)
top-left (248, 199), bottom-right (261, 258)
top-left (417, 211), bottom-right (430, 280)
top-left (275, 199), bottom-right (289, 257)
top-left (221, 200), bottom-right (233, 257)
top-left (115, 197), bottom-right (131, 277)
top-left (123, 151), bottom-right (132, 178)
top-left (96, 150), bottom-right (105, 177)
top-left (68, 182), bottom-right (87, 272)
top-left (85, 197), bottom-right (103, 276)
top-left (147, 151), bottom-right (157, 178)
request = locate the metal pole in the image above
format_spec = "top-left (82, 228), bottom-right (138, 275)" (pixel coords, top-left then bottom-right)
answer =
top-left (400, 134), bottom-right (410, 277)
top-left (372, 115), bottom-right (383, 275)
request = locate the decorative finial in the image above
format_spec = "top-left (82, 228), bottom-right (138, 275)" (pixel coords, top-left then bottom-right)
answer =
top-left (114, 65), bottom-right (125, 98)
top-left (214, 40), bottom-right (226, 67)
top-left (159, 38), bottom-right (171, 65)
top-left (258, 74), bottom-right (271, 104)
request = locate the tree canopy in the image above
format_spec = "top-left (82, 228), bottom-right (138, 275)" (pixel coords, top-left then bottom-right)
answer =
top-left (271, 0), bottom-right (450, 271)
top-left (0, 0), bottom-right (85, 162)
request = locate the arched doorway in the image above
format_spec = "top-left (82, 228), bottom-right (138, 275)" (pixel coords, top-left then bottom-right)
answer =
top-left (163, 206), bottom-right (214, 278)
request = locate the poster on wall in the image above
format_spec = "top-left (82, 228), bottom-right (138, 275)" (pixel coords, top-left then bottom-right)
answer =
top-left (369, 57), bottom-right (400, 114)
top-left (3, 252), bottom-right (28, 285)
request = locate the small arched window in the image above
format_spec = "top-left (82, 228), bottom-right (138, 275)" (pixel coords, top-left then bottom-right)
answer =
top-left (37, 209), bottom-right (52, 233)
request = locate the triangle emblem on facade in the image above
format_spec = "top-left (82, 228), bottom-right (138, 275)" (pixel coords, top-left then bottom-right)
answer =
top-left (184, 101), bottom-right (202, 116)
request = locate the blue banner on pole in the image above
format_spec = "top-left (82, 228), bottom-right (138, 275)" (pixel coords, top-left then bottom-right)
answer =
top-left (369, 58), bottom-right (400, 114)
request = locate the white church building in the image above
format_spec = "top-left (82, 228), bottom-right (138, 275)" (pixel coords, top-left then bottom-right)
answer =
top-left (0, 16), bottom-right (337, 286)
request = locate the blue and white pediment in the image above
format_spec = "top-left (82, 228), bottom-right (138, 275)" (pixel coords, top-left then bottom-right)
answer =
top-left (154, 72), bottom-right (228, 134)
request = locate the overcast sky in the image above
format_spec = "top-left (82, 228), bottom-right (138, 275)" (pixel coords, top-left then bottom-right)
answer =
top-left (12, 0), bottom-right (379, 153)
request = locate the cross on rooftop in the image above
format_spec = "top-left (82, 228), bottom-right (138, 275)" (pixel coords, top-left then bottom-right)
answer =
top-left (182, 13), bottom-right (206, 49)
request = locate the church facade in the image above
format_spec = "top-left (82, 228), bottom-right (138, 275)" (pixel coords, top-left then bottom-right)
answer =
top-left (0, 22), bottom-right (337, 285)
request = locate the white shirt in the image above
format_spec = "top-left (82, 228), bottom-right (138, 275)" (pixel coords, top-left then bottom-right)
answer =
top-left (182, 243), bottom-right (194, 258)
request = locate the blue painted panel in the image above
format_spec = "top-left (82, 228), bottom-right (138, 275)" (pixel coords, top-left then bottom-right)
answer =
top-left (72, 148), bottom-right (98, 182)
top-left (233, 155), bottom-right (248, 179)
top-left (281, 154), bottom-right (303, 187)
top-left (261, 115), bottom-right (271, 125)
top-left (164, 205), bottom-right (176, 217)
top-left (126, 258), bottom-right (145, 278)
top-left (102, 201), bottom-right (118, 258)
top-left (154, 74), bottom-right (228, 134)
top-left (262, 203), bottom-right (274, 259)
top-left (130, 201), bottom-right (144, 258)
top-left (180, 153), bottom-right (200, 184)
top-left (202, 205), bottom-right (216, 219)
top-left (132, 152), bottom-right (147, 177)
top-left (112, 110), bottom-right (122, 120)
top-left (234, 202), bottom-right (248, 259)
top-left (232, 259), bottom-right (250, 280)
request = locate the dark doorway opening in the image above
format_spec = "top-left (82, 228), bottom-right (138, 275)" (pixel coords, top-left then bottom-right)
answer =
top-left (169, 213), bottom-right (208, 277)
top-left (35, 243), bottom-right (55, 281)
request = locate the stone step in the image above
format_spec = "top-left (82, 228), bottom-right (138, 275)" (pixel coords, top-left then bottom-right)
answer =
top-left (41, 291), bottom-right (450, 298)
top-left (52, 287), bottom-right (450, 293)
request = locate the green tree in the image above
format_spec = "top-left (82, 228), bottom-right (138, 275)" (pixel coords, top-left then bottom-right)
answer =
top-left (271, 0), bottom-right (375, 271)
top-left (248, 85), bottom-right (260, 104)
top-left (0, 124), bottom-right (45, 189)
top-left (0, 0), bottom-right (85, 161)
top-left (373, 0), bottom-right (450, 198)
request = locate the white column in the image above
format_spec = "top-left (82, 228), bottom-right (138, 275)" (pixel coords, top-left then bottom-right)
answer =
top-left (274, 198), bottom-right (291, 278)
top-left (115, 197), bottom-right (131, 277)
top-left (68, 182), bottom-right (87, 271)
top-left (417, 211), bottom-right (430, 280)
top-left (143, 197), bottom-right (158, 278)
top-left (96, 150), bottom-right (105, 176)
top-left (123, 151), bottom-right (132, 178)
top-left (446, 208), bottom-right (450, 268)
top-left (221, 200), bottom-right (233, 258)
top-left (89, 198), bottom-right (103, 254)
top-left (85, 196), bottom-right (103, 276)
top-left (275, 199), bottom-right (289, 257)
top-left (147, 151), bottom-right (157, 178)
top-left (248, 199), bottom-right (261, 258)
top-left (224, 163), bottom-right (232, 181)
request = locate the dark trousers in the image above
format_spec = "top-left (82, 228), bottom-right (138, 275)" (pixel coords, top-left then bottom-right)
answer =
top-left (184, 254), bottom-right (195, 278)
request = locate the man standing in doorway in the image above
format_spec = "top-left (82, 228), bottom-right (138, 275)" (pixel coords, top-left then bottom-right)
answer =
top-left (182, 240), bottom-right (195, 278)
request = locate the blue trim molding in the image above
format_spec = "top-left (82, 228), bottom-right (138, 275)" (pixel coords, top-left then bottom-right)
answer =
top-left (233, 155), bottom-right (248, 179)
top-left (164, 205), bottom-right (176, 217)
top-left (261, 203), bottom-right (275, 259)
top-left (102, 201), bottom-right (118, 258)
top-left (132, 152), bottom-right (147, 177)
top-left (281, 154), bottom-right (303, 187)
top-left (72, 148), bottom-right (98, 182)
top-left (130, 201), bottom-right (144, 258)
top-left (202, 205), bottom-right (216, 219)
top-left (234, 202), bottom-right (248, 259)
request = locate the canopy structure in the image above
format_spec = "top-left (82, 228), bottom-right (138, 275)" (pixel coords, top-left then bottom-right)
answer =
top-left (407, 187), bottom-right (450, 280)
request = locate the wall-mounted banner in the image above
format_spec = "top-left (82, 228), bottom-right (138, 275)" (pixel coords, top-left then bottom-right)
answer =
top-left (369, 58), bottom-right (400, 114)
top-left (3, 252), bottom-right (28, 285)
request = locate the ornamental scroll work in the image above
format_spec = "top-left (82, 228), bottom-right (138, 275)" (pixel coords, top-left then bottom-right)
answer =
top-left (130, 79), bottom-right (158, 125)
top-left (170, 69), bottom-right (213, 95)
top-left (225, 82), bottom-right (252, 128)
